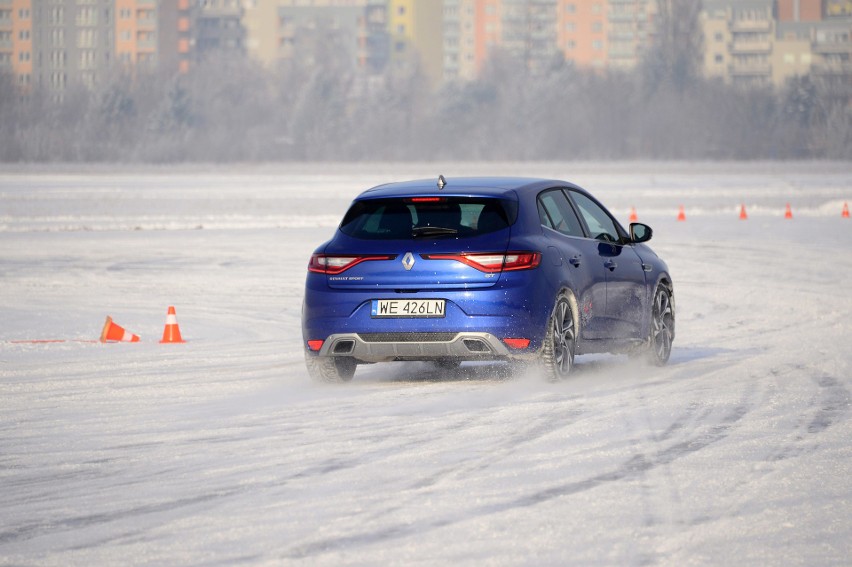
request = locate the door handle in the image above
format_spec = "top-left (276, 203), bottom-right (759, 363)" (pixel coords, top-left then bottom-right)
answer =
top-left (604, 260), bottom-right (617, 271)
top-left (569, 255), bottom-right (581, 267)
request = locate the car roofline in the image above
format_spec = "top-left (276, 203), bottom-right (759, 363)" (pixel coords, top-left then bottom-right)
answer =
top-left (358, 177), bottom-right (581, 200)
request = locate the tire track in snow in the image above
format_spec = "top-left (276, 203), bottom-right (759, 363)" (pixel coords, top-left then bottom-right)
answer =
top-left (282, 394), bottom-right (751, 561)
top-left (754, 363), bottom-right (851, 465)
top-left (0, 490), bottom-right (241, 547)
top-left (282, 364), bottom-right (759, 560)
top-left (406, 404), bottom-right (590, 491)
top-left (806, 374), bottom-right (850, 435)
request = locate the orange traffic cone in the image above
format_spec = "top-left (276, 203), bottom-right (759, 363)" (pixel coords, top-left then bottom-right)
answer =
top-left (160, 306), bottom-right (185, 344)
top-left (100, 316), bottom-right (140, 343)
top-left (739, 204), bottom-right (748, 220)
top-left (784, 203), bottom-right (793, 219)
top-left (629, 207), bottom-right (638, 222)
top-left (677, 205), bottom-right (686, 222)
top-left (843, 202), bottom-right (849, 218)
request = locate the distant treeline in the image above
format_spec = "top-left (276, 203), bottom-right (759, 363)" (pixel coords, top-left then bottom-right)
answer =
top-left (1, 49), bottom-right (850, 162)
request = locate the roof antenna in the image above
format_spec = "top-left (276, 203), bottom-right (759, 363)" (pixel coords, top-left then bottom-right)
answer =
top-left (437, 174), bottom-right (446, 190)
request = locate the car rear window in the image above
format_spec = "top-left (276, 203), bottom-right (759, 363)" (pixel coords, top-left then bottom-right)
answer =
top-left (339, 197), bottom-right (518, 240)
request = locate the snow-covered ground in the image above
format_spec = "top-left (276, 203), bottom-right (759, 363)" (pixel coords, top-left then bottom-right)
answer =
top-left (1, 162), bottom-right (851, 566)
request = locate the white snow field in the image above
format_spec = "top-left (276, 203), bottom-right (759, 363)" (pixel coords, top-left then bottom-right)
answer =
top-left (1, 162), bottom-right (851, 566)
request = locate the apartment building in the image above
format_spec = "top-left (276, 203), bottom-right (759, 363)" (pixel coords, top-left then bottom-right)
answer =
top-left (2, 0), bottom-right (849, 96)
top-left (27, 0), bottom-right (118, 98)
top-left (240, 0), bottom-right (442, 82)
top-left (158, 0), bottom-right (193, 75)
top-left (0, 0), bottom-right (32, 90)
top-left (362, 0), bottom-right (389, 73)
top-left (195, 0), bottom-right (245, 59)
top-left (243, 0), bottom-right (402, 81)
top-left (506, 0), bottom-right (560, 72)
top-left (702, 0), bottom-right (774, 88)
top-left (559, 0), bottom-right (607, 69)
top-left (774, 0), bottom-right (823, 85)
top-left (1, 0), bottom-right (198, 100)
top-left (115, 0), bottom-right (158, 70)
top-left (703, 0), bottom-right (852, 88)
top-left (113, 0), bottom-right (192, 76)
top-left (443, 0), bottom-right (496, 81)
top-left (387, 0), bottom-right (442, 81)
top-left (444, 0), bottom-right (656, 81)
top-left (605, 0), bottom-right (654, 70)
top-left (810, 19), bottom-right (852, 97)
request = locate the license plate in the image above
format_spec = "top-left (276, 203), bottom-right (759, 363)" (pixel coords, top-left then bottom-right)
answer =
top-left (371, 299), bottom-right (446, 318)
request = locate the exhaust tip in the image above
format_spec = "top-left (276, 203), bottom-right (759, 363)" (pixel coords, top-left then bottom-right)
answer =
top-left (333, 340), bottom-right (356, 354)
top-left (463, 339), bottom-right (491, 353)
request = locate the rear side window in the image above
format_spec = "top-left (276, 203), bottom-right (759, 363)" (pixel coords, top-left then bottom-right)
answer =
top-left (340, 197), bottom-right (517, 240)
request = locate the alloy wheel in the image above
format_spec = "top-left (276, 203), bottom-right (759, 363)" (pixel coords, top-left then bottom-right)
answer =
top-left (651, 286), bottom-right (674, 364)
top-left (549, 297), bottom-right (576, 379)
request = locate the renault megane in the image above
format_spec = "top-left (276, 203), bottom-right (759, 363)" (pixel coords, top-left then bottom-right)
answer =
top-left (302, 176), bottom-right (674, 382)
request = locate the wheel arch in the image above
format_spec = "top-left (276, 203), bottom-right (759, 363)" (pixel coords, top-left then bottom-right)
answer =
top-left (656, 273), bottom-right (675, 310)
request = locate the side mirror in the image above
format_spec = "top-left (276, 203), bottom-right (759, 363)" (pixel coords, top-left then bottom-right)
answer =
top-left (629, 223), bottom-right (653, 244)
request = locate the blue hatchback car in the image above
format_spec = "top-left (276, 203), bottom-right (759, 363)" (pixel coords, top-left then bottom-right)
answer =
top-left (302, 176), bottom-right (674, 382)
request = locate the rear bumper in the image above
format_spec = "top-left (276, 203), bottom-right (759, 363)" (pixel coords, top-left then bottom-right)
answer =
top-left (311, 331), bottom-right (539, 363)
top-left (302, 270), bottom-right (554, 361)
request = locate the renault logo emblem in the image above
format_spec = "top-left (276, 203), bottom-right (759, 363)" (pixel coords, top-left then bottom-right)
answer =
top-left (402, 252), bottom-right (415, 271)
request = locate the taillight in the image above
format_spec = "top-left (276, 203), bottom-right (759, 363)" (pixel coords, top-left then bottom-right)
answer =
top-left (421, 252), bottom-right (541, 273)
top-left (308, 254), bottom-right (396, 275)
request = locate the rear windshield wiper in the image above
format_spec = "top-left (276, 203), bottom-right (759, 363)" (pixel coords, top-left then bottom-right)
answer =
top-left (412, 226), bottom-right (459, 238)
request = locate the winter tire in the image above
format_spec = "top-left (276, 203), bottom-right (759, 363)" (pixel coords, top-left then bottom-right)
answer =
top-left (648, 284), bottom-right (674, 365)
top-left (540, 293), bottom-right (576, 381)
top-left (305, 353), bottom-right (357, 383)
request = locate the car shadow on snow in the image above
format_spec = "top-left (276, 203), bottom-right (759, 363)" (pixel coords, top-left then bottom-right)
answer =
top-left (353, 356), bottom-right (645, 384)
top-left (351, 346), bottom-right (742, 385)
top-left (356, 361), bottom-right (516, 384)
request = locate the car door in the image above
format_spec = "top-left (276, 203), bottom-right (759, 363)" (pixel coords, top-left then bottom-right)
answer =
top-left (536, 189), bottom-right (609, 340)
top-left (566, 189), bottom-right (647, 339)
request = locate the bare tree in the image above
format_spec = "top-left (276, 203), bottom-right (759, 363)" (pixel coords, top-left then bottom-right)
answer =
top-left (644, 0), bottom-right (703, 91)
top-left (0, 71), bottom-right (23, 161)
top-left (1, 17), bottom-right (850, 164)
